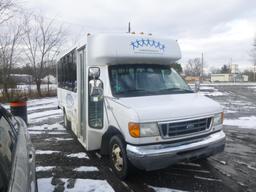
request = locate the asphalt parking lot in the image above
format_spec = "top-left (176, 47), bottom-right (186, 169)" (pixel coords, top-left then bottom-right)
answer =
top-left (16, 84), bottom-right (256, 192)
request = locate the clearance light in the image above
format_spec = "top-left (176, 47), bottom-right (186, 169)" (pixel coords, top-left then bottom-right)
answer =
top-left (148, 33), bottom-right (152, 36)
top-left (140, 32), bottom-right (144, 35)
top-left (128, 122), bottom-right (140, 137)
top-left (87, 33), bottom-right (91, 36)
top-left (131, 32), bottom-right (136, 34)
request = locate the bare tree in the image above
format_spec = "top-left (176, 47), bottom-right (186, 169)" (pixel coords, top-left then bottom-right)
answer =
top-left (0, 0), bottom-right (15, 24)
top-left (184, 58), bottom-right (202, 76)
top-left (0, 22), bottom-right (22, 99)
top-left (23, 14), bottom-right (63, 96)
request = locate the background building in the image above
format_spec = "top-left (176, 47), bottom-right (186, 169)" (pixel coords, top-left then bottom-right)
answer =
top-left (211, 73), bottom-right (248, 82)
top-left (211, 74), bottom-right (230, 82)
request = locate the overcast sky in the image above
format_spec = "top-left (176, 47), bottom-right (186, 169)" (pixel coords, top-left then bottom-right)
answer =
top-left (23, 0), bottom-right (256, 70)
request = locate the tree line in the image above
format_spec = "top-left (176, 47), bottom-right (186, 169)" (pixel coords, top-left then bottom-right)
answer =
top-left (0, 0), bottom-right (64, 100)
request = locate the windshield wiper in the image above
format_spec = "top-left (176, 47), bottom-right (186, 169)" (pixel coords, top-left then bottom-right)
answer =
top-left (159, 88), bottom-right (193, 93)
top-left (117, 89), bottom-right (149, 94)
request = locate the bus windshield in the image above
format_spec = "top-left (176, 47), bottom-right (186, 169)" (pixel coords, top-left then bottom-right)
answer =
top-left (109, 64), bottom-right (193, 97)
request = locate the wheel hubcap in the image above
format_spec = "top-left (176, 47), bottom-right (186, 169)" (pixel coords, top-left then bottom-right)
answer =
top-left (112, 144), bottom-right (123, 171)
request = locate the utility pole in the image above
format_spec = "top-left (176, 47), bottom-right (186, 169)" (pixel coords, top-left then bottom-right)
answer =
top-left (201, 52), bottom-right (204, 83)
top-left (230, 58), bottom-right (235, 83)
top-left (128, 22), bottom-right (131, 33)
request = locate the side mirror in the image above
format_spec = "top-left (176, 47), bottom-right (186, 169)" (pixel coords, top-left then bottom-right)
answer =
top-left (89, 79), bottom-right (103, 102)
top-left (194, 80), bottom-right (200, 92)
top-left (89, 67), bottom-right (100, 79)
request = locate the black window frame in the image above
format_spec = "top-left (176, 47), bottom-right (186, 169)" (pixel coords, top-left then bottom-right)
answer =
top-left (57, 49), bottom-right (77, 92)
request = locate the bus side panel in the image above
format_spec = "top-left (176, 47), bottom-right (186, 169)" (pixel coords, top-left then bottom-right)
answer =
top-left (58, 88), bottom-right (78, 133)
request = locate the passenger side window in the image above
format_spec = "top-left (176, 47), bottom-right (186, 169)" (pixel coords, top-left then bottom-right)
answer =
top-left (57, 49), bottom-right (77, 92)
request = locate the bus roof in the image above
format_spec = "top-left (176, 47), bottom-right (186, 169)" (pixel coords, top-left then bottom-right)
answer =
top-left (87, 33), bottom-right (181, 66)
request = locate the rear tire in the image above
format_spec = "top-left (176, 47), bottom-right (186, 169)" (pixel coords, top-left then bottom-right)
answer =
top-left (109, 135), bottom-right (132, 180)
top-left (64, 111), bottom-right (71, 130)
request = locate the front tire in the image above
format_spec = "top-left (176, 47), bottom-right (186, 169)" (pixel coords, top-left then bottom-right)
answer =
top-left (109, 135), bottom-right (132, 180)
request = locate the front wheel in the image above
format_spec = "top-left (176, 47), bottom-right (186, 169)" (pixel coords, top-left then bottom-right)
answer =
top-left (109, 135), bottom-right (132, 180)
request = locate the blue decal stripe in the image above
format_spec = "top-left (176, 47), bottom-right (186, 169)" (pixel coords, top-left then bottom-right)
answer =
top-left (131, 38), bottom-right (165, 51)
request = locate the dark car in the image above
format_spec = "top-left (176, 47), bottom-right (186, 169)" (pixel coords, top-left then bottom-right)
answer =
top-left (0, 105), bottom-right (37, 192)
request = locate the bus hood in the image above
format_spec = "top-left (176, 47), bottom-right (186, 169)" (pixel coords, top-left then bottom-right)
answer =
top-left (118, 93), bottom-right (222, 122)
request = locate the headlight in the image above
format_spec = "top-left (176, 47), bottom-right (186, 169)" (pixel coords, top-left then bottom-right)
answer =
top-left (128, 122), bottom-right (159, 137)
top-left (140, 123), bottom-right (159, 137)
top-left (213, 112), bottom-right (224, 126)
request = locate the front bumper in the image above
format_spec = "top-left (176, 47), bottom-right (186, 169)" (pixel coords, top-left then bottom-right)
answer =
top-left (126, 130), bottom-right (226, 171)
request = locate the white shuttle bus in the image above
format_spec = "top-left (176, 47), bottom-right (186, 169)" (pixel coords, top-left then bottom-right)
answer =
top-left (57, 33), bottom-right (225, 179)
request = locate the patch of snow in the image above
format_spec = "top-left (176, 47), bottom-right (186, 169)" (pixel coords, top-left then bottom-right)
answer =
top-left (28, 109), bottom-right (62, 120)
top-left (29, 130), bottom-right (67, 135)
top-left (248, 165), bottom-right (256, 171)
top-left (11, 84), bottom-right (57, 95)
top-left (63, 179), bottom-right (114, 192)
top-left (224, 116), bottom-right (256, 129)
top-left (194, 175), bottom-right (222, 182)
top-left (37, 177), bottom-right (55, 192)
top-left (219, 161), bottom-right (227, 165)
top-left (28, 123), bottom-right (66, 131)
top-left (215, 168), bottom-right (231, 177)
top-left (28, 102), bottom-right (57, 111)
top-left (45, 137), bottom-right (73, 141)
top-left (66, 152), bottom-right (89, 159)
top-left (36, 166), bottom-right (55, 172)
top-left (199, 91), bottom-right (228, 96)
top-left (178, 162), bottom-right (201, 167)
top-left (248, 86), bottom-right (256, 89)
top-left (235, 160), bottom-right (256, 171)
top-left (29, 115), bottom-right (63, 124)
top-left (28, 97), bottom-right (57, 106)
top-left (195, 83), bottom-right (256, 86)
top-left (224, 109), bottom-right (237, 114)
top-left (199, 86), bottom-right (215, 91)
top-left (174, 168), bottom-right (210, 174)
top-left (1, 103), bottom-right (9, 110)
top-left (73, 166), bottom-right (99, 172)
top-left (95, 152), bottom-right (102, 159)
top-left (149, 185), bottom-right (188, 192)
top-left (35, 150), bottom-right (61, 155)
top-left (37, 178), bottom-right (114, 192)
top-left (238, 182), bottom-right (246, 186)
top-left (121, 181), bottom-right (129, 189)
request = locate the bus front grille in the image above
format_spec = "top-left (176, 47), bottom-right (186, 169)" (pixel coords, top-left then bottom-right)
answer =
top-left (159, 117), bottom-right (212, 139)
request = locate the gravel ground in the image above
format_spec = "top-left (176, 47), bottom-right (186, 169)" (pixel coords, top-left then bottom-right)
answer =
top-left (26, 84), bottom-right (256, 192)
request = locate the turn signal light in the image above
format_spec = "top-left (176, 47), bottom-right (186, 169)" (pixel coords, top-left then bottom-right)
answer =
top-left (128, 122), bottom-right (140, 138)
top-left (221, 112), bottom-right (224, 124)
